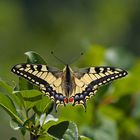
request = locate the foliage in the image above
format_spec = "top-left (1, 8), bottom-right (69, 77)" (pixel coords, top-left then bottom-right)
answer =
top-left (0, 46), bottom-right (140, 140)
top-left (0, 51), bottom-right (92, 140)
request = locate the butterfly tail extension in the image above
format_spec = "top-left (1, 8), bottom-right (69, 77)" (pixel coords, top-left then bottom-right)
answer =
top-left (54, 102), bottom-right (58, 112)
top-left (54, 99), bottom-right (66, 112)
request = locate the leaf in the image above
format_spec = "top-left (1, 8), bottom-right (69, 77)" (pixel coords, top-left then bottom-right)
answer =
top-left (93, 114), bottom-right (118, 140)
top-left (47, 121), bottom-right (79, 140)
top-left (94, 84), bottom-right (110, 105)
top-left (81, 114), bottom-right (118, 140)
top-left (0, 92), bottom-right (23, 125)
top-left (132, 93), bottom-right (140, 119)
top-left (10, 118), bottom-right (27, 135)
top-left (0, 79), bottom-right (13, 94)
top-left (33, 97), bottom-right (54, 115)
top-left (16, 90), bottom-right (42, 110)
top-left (79, 136), bottom-right (92, 140)
top-left (10, 137), bottom-right (17, 140)
top-left (25, 51), bottom-right (47, 64)
top-left (11, 91), bottom-right (24, 109)
top-left (39, 114), bottom-right (58, 126)
top-left (38, 135), bottom-right (53, 140)
top-left (59, 101), bottom-right (94, 126)
top-left (0, 80), bottom-right (24, 110)
top-left (120, 118), bottom-right (138, 135)
top-left (98, 105), bottom-right (125, 121)
top-left (19, 90), bottom-right (42, 98)
top-left (10, 119), bottom-right (20, 130)
top-left (19, 77), bottom-right (33, 91)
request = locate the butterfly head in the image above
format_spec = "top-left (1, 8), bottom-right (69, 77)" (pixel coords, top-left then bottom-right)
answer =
top-left (63, 65), bottom-right (73, 72)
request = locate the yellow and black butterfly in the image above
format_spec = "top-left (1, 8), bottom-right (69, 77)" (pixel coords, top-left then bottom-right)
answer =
top-left (11, 63), bottom-right (127, 111)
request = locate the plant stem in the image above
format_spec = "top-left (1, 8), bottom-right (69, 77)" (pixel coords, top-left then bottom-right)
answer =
top-left (30, 133), bottom-right (39, 140)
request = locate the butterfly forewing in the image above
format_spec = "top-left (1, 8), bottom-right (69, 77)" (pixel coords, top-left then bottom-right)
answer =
top-left (88, 66), bottom-right (128, 86)
top-left (11, 64), bottom-right (66, 110)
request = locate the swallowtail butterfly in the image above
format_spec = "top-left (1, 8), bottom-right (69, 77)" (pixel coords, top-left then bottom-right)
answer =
top-left (11, 63), bottom-right (127, 111)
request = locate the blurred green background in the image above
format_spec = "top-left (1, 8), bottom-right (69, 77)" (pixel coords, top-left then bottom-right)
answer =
top-left (0, 0), bottom-right (140, 139)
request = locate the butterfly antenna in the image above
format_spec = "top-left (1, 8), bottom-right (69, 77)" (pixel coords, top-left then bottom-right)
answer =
top-left (69, 52), bottom-right (84, 65)
top-left (51, 51), bottom-right (67, 65)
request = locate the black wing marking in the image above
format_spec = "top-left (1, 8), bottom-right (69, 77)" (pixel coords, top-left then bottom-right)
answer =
top-left (11, 64), bottom-right (65, 111)
top-left (71, 66), bottom-right (128, 110)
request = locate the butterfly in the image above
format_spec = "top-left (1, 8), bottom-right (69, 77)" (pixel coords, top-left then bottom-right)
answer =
top-left (11, 63), bottom-right (128, 111)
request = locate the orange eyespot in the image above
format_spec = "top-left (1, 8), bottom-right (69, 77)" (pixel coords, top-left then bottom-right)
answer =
top-left (69, 97), bottom-right (74, 103)
top-left (64, 98), bottom-right (68, 104)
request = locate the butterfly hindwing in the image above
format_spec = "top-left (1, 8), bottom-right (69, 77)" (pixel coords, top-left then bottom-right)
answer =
top-left (71, 66), bottom-right (127, 109)
top-left (11, 64), bottom-right (66, 110)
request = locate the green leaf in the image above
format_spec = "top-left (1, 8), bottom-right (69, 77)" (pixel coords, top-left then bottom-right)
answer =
top-left (39, 114), bottom-right (58, 126)
top-left (95, 114), bottom-right (118, 140)
top-left (38, 135), bottom-right (53, 140)
top-left (59, 101), bottom-right (94, 126)
top-left (10, 118), bottom-right (27, 135)
top-left (0, 79), bottom-right (13, 94)
top-left (11, 91), bottom-right (24, 109)
top-left (94, 84), bottom-right (110, 105)
top-left (34, 97), bottom-right (54, 115)
top-left (0, 80), bottom-right (24, 111)
top-left (25, 51), bottom-right (46, 64)
top-left (0, 92), bottom-right (23, 125)
top-left (42, 118), bottom-right (61, 133)
top-left (81, 114), bottom-right (118, 140)
top-left (98, 105), bottom-right (125, 121)
top-left (19, 90), bottom-right (42, 98)
top-left (16, 90), bottom-right (42, 110)
top-left (47, 121), bottom-right (79, 140)
top-left (133, 93), bottom-right (140, 119)
top-left (19, 77), bottom-right (33, 91)
top-left (79, 136), bottom-right (92, 140)
top-left (10, 137), bottom-right (17, 140)
top-left (10, 119), bottom-right (20, 130)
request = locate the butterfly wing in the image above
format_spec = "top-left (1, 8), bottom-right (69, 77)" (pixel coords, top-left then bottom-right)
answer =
top-left (11, 64), bottom-right (66, 111)
top-left (70, 66), bottom-right (128, 109)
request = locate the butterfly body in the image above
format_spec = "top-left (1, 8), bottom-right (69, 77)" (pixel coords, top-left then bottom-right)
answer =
top-left (62, 65), bottom-right (74, 97)
top-left (11, 63), bottom-right (127, 111)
